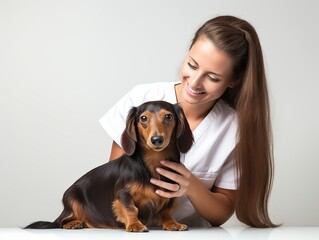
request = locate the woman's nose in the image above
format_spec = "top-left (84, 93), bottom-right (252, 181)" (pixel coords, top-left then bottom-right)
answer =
top-left (189, 72), bottom-right (203, 88)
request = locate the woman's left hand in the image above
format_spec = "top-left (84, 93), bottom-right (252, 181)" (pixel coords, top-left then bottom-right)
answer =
top-left (150, 160), bottom-right (193, 198)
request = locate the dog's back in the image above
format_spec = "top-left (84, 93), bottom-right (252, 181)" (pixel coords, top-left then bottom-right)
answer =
top-left (26, 154), bottom-right (155, 229)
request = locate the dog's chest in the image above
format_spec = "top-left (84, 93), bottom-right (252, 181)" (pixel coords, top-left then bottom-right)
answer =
top-left (127, 183), bottom-right (170, 211)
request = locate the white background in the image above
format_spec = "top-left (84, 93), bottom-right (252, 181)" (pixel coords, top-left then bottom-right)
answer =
top-left (1, 0), bottom-right (318, 227)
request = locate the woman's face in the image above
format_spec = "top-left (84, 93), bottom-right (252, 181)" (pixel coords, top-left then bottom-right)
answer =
top-left (179, 36), bottom-right (234, 107)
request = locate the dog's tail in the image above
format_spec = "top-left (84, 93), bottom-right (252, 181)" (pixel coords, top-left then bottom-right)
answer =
top-left (24, 220), bottom-right (59, 229)
top-left (24, 208), bottom-right (72, 229)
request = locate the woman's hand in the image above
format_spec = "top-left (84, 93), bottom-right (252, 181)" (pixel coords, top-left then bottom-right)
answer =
top-left (150, 160), bottom-right (236, 226)
top-left (150, 160), bottom-right (194, 198)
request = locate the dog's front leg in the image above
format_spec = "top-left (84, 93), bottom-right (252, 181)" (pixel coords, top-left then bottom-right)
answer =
top-left (159, 205), bottom-right (188, 231)
top-left (112, 190), bottom-right (148, 232)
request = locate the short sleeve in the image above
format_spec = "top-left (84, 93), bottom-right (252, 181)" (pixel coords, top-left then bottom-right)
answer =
top-left (213, 149), bottom-right (238, 190)
top-left (99, 100), bottom-right (128, 147)
top-left (99, 86), bottom-right (141, 147)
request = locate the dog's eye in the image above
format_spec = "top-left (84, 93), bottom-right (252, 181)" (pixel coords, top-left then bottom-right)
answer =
top-left (165, 114), bottom-right (173, 121)
top-left (140, 115), bottom-right (148, 123)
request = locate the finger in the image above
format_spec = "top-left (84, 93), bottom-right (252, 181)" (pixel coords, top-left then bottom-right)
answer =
top-left (155, 167), bottom-right (184, 184)
top-left (160, 160), bottom-right (189, 176)
top-left (150, 178), bottom-right (180, 192)
top-left (154, 188), bottom-right (182, 198)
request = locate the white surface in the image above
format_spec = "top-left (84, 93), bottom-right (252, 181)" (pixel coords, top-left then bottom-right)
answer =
top-left (1, 227), bottom-right (319, 240)
top-left (1, 0), bottom-right (319, 227)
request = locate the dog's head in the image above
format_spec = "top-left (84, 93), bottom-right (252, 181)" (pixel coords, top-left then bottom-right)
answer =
top-left (121, 101), bottom-right (194, 156)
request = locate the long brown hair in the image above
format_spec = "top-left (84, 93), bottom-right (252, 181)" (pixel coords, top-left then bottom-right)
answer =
top-left (191, 16), bottom-right (277, 227)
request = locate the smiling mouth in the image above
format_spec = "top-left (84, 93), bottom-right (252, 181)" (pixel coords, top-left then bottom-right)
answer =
top-left (187, 83), bottom-right (206, 95)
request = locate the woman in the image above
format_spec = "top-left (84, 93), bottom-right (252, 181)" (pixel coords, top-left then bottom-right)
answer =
top-left (100, 15), bottom-right (276, 228)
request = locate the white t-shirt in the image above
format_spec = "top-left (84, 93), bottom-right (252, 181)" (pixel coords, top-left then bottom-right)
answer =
top-left (99, 82), bottom-right (238, 227)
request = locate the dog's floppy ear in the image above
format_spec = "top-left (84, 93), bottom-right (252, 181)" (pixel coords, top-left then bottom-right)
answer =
top-left (174, 104), bottom-right (194, 153)
top-left (121, 106), bottom-right (137, 156)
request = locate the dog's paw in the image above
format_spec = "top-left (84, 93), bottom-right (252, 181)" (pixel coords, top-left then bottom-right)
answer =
top-left (126, 222), bottom-right (149, 232)
top-left (163, 222), bottom-right (188, 231)
top-left (63, 220), bottom-right (84, 229)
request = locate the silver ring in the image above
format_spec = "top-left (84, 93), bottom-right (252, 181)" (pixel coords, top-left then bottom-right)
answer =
top-left (178, 184), bottom-right (182, 191)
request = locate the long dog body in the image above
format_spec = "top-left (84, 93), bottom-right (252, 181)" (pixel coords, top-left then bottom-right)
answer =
top-left (25, 101), bottom-right (194, 232)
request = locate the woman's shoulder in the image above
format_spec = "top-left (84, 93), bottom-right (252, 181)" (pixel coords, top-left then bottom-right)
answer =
top-left (128, 81), bottom-right (177, 104)
top-left (214, 100), bottom-right (237, 120)
top-left (130, 81), bottom-right (176, 93)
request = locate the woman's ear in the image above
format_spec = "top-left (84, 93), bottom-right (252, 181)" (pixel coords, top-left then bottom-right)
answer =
top-left (121, 107), bottom-right (137, 156)
top-left (228, 79), bottom-right (239, 89)
top-left (174, 104), bottom-right (194, 153)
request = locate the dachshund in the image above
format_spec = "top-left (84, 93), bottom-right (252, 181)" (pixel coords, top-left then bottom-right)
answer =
top-left (25, 100), bottom-right (194, 232)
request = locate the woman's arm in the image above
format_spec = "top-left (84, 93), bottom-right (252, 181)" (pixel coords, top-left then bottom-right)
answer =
top-left (109, 141), bottom-right (125, 160)
top-left (188, 180), bottom-right (236, 226)
top-left (150, 160), bottom-right (236, 226)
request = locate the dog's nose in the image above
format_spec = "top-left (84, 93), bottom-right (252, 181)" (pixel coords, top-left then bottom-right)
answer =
top-left (151, 136), bottom-right (164, 146)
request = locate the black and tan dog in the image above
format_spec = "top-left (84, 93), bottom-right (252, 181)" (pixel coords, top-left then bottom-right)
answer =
top-left (25, 101), bottom-right (194, 232)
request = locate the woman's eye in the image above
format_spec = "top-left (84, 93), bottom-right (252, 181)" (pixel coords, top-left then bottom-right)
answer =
top-left (207, 75), bottom-right (220, 82)
top-left (187, 62), bottom-right (197, 70)
top-left (140, 115), bottom-right (147, 123)
top-left (165, 114), bottom-right (173, 121)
